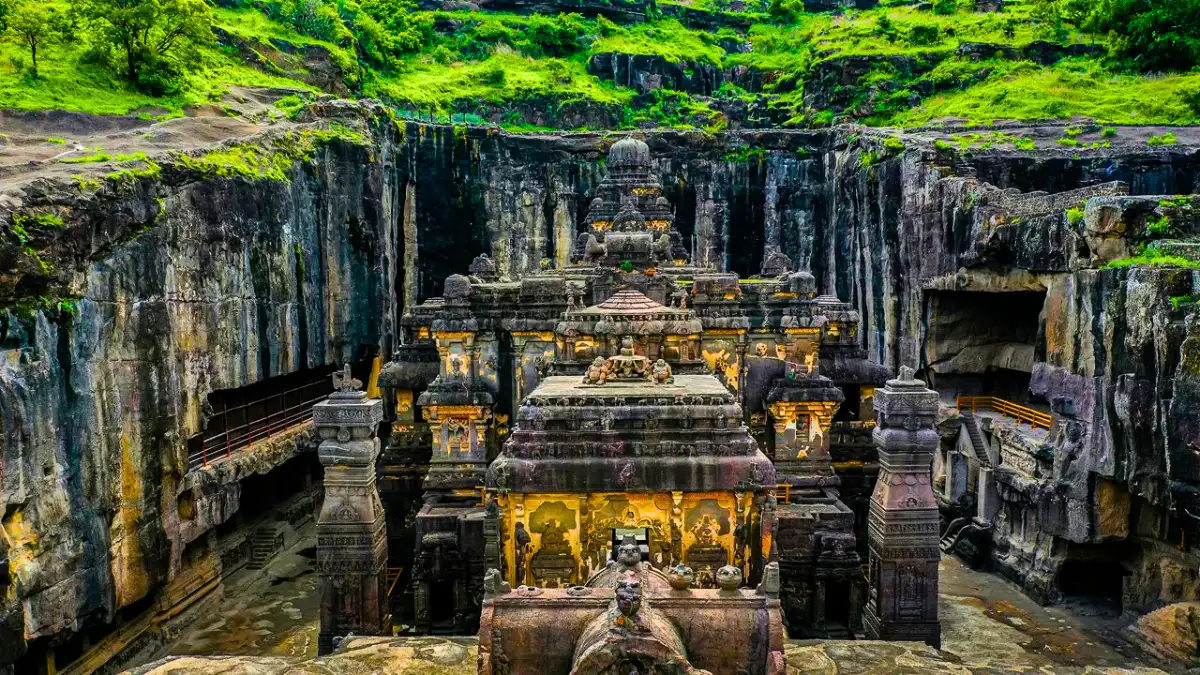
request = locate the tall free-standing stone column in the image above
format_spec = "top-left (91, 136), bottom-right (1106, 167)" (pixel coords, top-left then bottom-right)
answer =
top-left (863, 366), bottom-right (941, 647)
top-left (314, 365), bottom-right (390, 654)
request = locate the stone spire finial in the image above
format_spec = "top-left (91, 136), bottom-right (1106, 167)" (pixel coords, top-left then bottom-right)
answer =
top-left (332, 363), bottom-right (362, 393)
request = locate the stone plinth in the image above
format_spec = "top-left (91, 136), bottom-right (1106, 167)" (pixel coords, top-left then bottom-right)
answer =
top-left (314, 366), bottom-right (390, 654)
top-left (863, 367), bottom-right (941, 647)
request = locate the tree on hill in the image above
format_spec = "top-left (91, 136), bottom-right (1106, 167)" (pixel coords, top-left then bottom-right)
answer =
top-left (1090, 0), bottom-right (1200, 72)
top-left (1036, 0), bottom-right (1200, 72)
top-left (76, 0), bottom-right (214, 91)
top-left (4, 1), bottom-right (65, 78)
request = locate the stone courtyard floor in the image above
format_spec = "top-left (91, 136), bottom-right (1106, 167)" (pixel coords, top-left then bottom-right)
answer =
top-left (133, 549), bottom-right (1179, 673)
top-left (156, 538), bottom-right (321, 659)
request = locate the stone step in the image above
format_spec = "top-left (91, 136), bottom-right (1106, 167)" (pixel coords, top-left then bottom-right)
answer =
top-left (247, 525), bottom-right (285, 570)
top-left (961, 412), bottom-right (991, 467)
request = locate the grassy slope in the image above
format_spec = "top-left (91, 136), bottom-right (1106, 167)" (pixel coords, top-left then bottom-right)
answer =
top-left (1, 0), bottom-right (1198, 128)
top-left (0, 2), bottom-right (319, 116)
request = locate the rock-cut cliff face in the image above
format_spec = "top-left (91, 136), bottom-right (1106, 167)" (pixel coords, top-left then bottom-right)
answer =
top-left (0, 105), bottom-right (398, 667)
top-left (1, 102), bottom-right (1199, 669)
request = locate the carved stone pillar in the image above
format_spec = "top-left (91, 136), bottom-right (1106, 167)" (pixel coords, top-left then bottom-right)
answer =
top-left (315, 365), bottom-right (390, 654)
top-left (863, 366), bottom-right (941, 648)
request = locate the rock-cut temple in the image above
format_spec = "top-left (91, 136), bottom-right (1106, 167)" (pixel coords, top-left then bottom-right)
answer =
top-left (310, 137), bottom-right (944, 672)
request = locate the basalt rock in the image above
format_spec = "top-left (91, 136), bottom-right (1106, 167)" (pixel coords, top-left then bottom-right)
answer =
top-left (588, 53), bottom-right (765, 96)
top-left (3, 102), bottom-right (1200, 670)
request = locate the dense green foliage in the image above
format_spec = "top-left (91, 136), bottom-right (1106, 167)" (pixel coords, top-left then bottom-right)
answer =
top-left (1038, 0), bottom-right (1200, 72)
top-left (2, 0), bottom-right (1200, 128)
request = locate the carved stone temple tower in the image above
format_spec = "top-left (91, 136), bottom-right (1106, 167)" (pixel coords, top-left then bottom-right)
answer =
top-left (314, 365), bottom-right (390, 654)
top-left (863, 366), bottom-right (941, 647)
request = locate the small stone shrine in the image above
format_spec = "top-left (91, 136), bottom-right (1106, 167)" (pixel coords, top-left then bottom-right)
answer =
top-left (313, 365), bottom-right (390, 654)
top-left (863, 366), bottom-right (942, 647)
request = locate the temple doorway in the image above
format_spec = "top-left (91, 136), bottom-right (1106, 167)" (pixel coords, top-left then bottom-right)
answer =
top-left (824, 580), bottom-right (852, 634)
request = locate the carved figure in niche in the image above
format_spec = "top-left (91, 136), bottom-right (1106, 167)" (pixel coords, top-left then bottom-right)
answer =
top-left (667, 564), bottom-right (695, 590)
top-left (539, 519), bottom-right (571, 556)
top-left (514, 523), bottom-right (532, 584)
top-left (449, 353), bottom-right (465, 378)
top-left (670, 520), bottom-right (683, 564)
top-left (716, 565), bottom-right (743, 591)
top-left (607, 336), bottom-right (651, 380)
top-left (651, 359), bottom-right (674, 384)
top-left (614, 195), bottom-right (646, 232)
top-left (694, 516), bottom-right (717, 546)
top-left (583, 356), bottom-right (608, 385)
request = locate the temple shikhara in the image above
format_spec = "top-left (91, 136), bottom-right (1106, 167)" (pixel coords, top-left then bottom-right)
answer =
top-left (362, 136), bottom-right (921, 666)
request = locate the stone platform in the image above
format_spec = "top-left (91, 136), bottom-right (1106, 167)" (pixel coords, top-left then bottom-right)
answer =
top-left (124, 637), bottom-right (1170, 675)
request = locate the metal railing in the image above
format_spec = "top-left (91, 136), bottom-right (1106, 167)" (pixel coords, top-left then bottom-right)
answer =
top-left (955, 395), bottom-right (1052, 430)
top-left (187, 375), bottom-right (332, 471)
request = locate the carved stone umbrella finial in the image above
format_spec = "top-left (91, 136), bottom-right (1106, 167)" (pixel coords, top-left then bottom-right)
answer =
top-left (332, 363), bottom-right (362, 392)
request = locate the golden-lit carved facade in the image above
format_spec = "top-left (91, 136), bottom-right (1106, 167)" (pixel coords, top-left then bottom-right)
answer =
top-left (486, 371), bottom-right (774, 590)
top-left (493, 490), bottom-right (760, 588)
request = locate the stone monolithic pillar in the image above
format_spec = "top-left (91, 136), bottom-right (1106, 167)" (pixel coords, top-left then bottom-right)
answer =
top-left (314, 367), bottom-right (390, 654)
top-left (863, 367), bottom-right (941, 648)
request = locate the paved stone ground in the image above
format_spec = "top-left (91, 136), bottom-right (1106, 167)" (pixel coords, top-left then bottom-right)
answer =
top-left (128, 552), bottom-right (1181, 674)
top-left (938, 555), bottom-right (1160, 672)
top-left (155, 539), bottom-right (321, 659)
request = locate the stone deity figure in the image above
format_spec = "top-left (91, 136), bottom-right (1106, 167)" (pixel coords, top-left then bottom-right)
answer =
top-left (651, 359), bottom-right (674, 384)
top-left (583, 356), bottom-right (609, 385)
top-left (539, 519), bottom-right (571, 555)
top-left (514, 523), bottom-right (532, 585)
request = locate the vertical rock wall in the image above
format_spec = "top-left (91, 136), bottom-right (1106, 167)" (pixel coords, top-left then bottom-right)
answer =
top-left (2, 110), bottom-right (1199, 668)
top-left (1, 112), bottom-right (399, 665)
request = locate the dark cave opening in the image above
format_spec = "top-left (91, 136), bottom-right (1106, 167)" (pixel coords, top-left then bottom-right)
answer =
top-left (1057, 559), bottom-right (1126, 615)
top-left (923, 290), bottom-right (1047, 406)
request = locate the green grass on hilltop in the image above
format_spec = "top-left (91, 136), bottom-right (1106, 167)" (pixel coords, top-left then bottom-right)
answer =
top-left (3, 0), bottom-right (1200, 131)
top-left (895, 59), bottom-right (1200, 127)
top-left (367, 49), bottom-right (632, 112)
top-left (590, 19), bottom-right (726, 64)
top-left (0, 1), bottom-right (321, 116)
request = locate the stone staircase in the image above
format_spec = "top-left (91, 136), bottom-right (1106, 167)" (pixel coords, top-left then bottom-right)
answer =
top-left (247, 524), bottom-right (285, 570)
top-left (940, 517), bottom-right (971, 554)
top-left (961, 412), bottom-right (992, 467)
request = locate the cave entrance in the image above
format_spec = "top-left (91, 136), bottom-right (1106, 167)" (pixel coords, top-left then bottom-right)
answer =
top-left (1057, 559), bottom-right (1126, 615)
top-left (923, 290), bottom-right (1047, 406)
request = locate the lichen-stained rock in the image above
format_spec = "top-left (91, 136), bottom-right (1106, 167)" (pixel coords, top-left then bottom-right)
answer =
top-left (0, 106), bottom-right (398, 664)
top-left (1127, 602), bottom-right (1200, 664)
top-left (3, 105), bottom-right (1200, 668)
